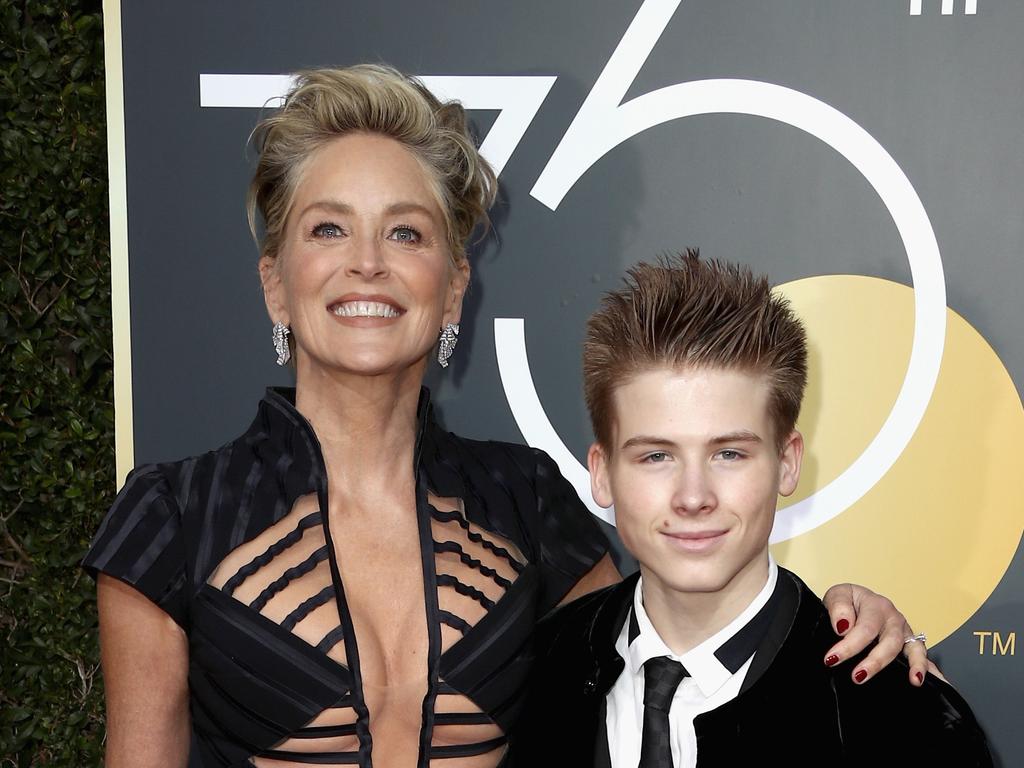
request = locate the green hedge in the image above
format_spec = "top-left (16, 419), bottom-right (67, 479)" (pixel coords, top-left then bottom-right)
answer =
top-left (1, 1), bottom-right (110, 765)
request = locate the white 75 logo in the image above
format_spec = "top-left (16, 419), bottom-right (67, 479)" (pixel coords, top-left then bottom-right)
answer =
top-left (200, 0), bottom-right (945, 540)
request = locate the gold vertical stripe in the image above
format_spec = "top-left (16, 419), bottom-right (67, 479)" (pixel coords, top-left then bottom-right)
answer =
top-left (103, 0), bottom-right (134, 487)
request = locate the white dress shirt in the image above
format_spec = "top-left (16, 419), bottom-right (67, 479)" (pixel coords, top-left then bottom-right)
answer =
top-left (605, 557), bottom-right (779, 768)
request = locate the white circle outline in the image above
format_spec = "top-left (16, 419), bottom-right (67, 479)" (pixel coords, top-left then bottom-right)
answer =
top-left (497, 80), bottom-right (946, 541)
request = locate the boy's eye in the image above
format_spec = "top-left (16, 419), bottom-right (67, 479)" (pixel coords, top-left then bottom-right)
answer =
top-left (311, 222), bottom-right (344, 238)
top-left (644, 451), bottom-right (670, 463)
top-left (717, 449), bottom-right (743, 461)
top-left (389, 225), bottom-right (421, 243)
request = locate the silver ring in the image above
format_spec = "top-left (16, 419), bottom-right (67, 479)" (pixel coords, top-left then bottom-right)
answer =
top-left (903, 633), bottom-right (927, 645)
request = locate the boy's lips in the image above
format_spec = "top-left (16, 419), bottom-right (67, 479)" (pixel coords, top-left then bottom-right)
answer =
top-left (660, 529), bottom-right (729, 552)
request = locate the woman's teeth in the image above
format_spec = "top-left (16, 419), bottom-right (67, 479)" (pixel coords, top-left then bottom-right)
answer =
top-left (332, 301), bottom-right (400, 318)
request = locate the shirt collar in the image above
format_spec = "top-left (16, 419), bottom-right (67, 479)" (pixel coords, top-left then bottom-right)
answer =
top-left (624, 557), bottom-right (780, 698)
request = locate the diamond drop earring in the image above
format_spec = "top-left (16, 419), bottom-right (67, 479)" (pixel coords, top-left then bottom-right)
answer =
top-left (272, 321), bottom-right (291, 366)
top-left (437, 323), bottom-right (459, 368)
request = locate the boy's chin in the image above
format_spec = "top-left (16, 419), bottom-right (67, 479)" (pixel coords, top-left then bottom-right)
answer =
top-left (642, 563), bottom-right (735, 595)
top-left (640, 556), bottom-right (765, 598)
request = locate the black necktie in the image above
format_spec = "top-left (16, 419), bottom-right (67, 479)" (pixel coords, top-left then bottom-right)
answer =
top-left (638, 656), bottom-right (688, 768)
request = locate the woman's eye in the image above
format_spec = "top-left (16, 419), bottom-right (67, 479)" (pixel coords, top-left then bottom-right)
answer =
top-left (311, 222), bottom-right (344, 238)
top-left (389, 225), bottom-right (421, 243)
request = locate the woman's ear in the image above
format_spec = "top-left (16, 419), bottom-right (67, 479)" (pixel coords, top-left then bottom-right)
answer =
top-left (444, 258), bottom-right (471, 326)
top-left (259, 255), bottom-right (288, 325)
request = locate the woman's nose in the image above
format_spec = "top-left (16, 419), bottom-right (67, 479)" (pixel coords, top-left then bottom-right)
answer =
top-left (346, 236), bottom-right (389, 279)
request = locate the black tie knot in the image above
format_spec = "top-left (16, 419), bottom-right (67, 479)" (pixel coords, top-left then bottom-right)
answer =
top-left (642, 656), bottom-right (688, 713)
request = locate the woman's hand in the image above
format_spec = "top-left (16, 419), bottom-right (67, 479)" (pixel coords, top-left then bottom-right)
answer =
top-left (98, 574), bottom-right (190, 768)
top-left (822, 582), bottom-right (936, 687)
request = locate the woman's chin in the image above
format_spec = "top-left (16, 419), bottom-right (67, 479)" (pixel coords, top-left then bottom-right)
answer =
top-left (297, 350), bottom-right (430, 381)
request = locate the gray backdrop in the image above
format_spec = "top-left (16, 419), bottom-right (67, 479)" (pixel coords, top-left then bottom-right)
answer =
top-left (114, 1), bottom-right (1023, 762)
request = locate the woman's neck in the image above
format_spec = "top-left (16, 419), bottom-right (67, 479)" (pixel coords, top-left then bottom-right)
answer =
top-left (293, 362), bottom-right (425, 495)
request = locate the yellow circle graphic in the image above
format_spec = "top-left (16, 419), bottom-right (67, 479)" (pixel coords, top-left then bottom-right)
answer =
top-left (771, 275), bottom-right (1024, 644)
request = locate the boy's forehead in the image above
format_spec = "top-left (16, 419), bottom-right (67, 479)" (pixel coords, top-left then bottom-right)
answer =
top-left (608, 365), bottom-right (774, 440)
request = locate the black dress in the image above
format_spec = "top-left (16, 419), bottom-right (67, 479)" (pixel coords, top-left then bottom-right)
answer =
top-left (83, 387), bottom-right (608, 767)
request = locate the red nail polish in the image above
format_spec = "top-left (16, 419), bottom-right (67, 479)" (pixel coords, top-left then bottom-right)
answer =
top-left (854, 669), bottom-right (868, 683)
top-left (836, 619), bottom-right (850, 634)
top-left (825, 654), bottom-right (840, 667)
top-left (915, 672), bottom-right (924, 684)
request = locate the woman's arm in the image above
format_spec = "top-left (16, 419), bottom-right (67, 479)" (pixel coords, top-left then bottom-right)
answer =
top-left (98, 575), bottom-right (190, 768)
top-left (822, 582), bottom-right (933, 687)
top-left (558, 562), bottom-right (933, 687)
top-left (559, 553), bottom-right (621, 605)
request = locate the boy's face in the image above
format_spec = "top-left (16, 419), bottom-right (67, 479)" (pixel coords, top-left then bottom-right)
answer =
top-left (588, 366), bottom-right (803, 605)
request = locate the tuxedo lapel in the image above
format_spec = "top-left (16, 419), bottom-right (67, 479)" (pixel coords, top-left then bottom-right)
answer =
top-left (582, 575), bottom-right (635, 768)
top-left (737, 570), bottom-right (801, 694)
top-left (583, 572), bottom-right (639, 697)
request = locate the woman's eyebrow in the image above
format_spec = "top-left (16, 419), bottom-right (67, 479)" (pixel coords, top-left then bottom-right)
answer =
top-left (296, 200), bottom-right (435, 218)
top-left (384, 201), bottom-right (435, 217)
top-left (296, 199), bottom-right (355, 218)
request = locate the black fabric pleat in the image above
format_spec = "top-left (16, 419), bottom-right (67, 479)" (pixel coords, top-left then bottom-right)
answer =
top-left (429, 507), bottom-right (525, 573)
top-left (259, 749), bottom-right (361, 764)
top-left (433, 711), bottom-right (494, 726)
top-left (433, 540), bottom-right (513, 589)
top-left (287, 722), bottom-right (358, 738)
top-left (222, 511), bottom-right (322, 596)
top-left (316, 625), bottom-right (348, 655)
top-left (429, 734), bottom-right (508, 759)
top-left (249, 545), bottom-right (330, 612)
top-left (435, 574), bottom-right (497, 610)
top-left (282, 585), bottom-right (336, 632)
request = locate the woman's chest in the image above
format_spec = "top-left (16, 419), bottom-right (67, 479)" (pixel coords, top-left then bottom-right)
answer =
top-left (331, 496), bottom-right (431, 687)
top-left (193, 489), bottom-right (533, 767)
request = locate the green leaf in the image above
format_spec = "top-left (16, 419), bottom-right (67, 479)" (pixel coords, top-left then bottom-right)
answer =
top-left (6, 708), bottom-right (32, 723)
top-left (28, 59), bottom-right (47, 79)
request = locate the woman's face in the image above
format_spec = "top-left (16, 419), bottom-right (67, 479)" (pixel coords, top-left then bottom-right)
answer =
top-left (261, 132), bottom-right (468, 380)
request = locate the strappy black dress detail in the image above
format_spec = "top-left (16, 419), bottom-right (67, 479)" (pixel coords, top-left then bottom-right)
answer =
top-left (83, 387), bottom-right (608, 767)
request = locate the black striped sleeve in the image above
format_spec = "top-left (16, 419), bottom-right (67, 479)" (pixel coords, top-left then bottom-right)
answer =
top-left (529, 448), bottom-right (609, 614)
top-left (82, 465), bottom-right (188, 628)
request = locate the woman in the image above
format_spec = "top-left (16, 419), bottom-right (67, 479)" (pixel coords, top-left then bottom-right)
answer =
top-left (85, 65), bottom-right (929, 768)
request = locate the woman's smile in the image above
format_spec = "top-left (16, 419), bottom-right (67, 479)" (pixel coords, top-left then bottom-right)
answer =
top-left (327, 293), bottom-right (407, 326)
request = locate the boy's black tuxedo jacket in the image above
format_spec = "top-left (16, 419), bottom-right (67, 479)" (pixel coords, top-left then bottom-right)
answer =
top-left (509, 568), bottom-right (992, 767)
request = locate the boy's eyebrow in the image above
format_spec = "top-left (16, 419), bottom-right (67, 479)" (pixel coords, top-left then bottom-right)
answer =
top-left (619, 430), bottom-right (764, 450)
top-left (709, 430), bottom-right (763, 445)
top-left (620, 436), bottom-right (677, 450)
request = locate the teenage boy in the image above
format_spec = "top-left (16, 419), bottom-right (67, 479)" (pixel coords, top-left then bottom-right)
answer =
top-left (511, 252), bottom-right (990, 767)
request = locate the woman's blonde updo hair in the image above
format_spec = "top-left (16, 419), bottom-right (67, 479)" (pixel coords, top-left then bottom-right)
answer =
top-left (247, 64), bottom-right (497, 264)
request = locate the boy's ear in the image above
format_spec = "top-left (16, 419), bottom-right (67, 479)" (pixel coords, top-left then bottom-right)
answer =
top-left (588, 443), bottom-right (614, 509)
top-left (778, 430), bottom-right (804, 497)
